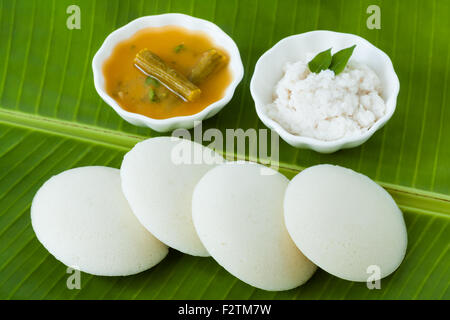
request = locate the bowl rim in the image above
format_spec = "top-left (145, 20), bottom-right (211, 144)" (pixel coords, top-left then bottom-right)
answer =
top-left (92, 13), bottom-right (244, 129)
top-left (250, 30), bottom-right (400, 151)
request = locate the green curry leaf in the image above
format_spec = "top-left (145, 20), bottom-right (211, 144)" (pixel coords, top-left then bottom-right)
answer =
top-left (307, 48), bottom-right (332, 73)
top-left (330, 45), bottom-right (356, 75)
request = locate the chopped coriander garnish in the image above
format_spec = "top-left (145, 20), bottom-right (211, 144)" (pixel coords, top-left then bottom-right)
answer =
top-left (174, 44), bottom-right (185, 53)
top-left (145, 76), bottom-right (160, 87)
top-left (148, 88), bottom-right (159, 102)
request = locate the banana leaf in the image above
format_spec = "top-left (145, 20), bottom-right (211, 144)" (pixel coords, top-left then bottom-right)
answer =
top-left (0, 0), bottom-right (449, 299)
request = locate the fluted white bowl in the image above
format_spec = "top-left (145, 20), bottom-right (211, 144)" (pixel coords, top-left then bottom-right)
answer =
top-left (93, 13), bottom-right (244, 132)
top-left (250, 30), bottom-right (399, 153)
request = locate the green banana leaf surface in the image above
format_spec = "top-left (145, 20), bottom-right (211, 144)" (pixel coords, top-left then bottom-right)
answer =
top-left (0, 0), bottom-right (449, 299)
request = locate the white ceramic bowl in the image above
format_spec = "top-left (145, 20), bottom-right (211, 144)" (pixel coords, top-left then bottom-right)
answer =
top-left (92, 13), bottom-right (244, 132)
top-left (250, 30), bottom-right (400, 153)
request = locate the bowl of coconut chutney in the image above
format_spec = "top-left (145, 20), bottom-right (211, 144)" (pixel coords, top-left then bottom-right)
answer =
top-left (250, 30), bottom-right (400, 153)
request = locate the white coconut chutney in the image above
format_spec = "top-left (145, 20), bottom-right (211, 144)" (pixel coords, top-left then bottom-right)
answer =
top-left (120, 137), bottom-right (224, 257)
top-left (265, 57), bottom-right (386, 141)
top-left (192, 162), bottom-right (317, 291)
top-left (31, 166), bottom-right (168, 276)
top-left (284, 164), bottom-right (407, 282)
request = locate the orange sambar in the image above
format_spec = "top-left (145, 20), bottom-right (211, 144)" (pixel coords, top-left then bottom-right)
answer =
top-left (103, 26), bottom-right (232, 120)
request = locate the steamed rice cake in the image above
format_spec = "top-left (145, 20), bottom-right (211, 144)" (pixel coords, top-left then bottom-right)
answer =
top-left (284, 164), bottom-right (407, 282)
top-left (31, 166), bottom-right (168, 276)
top-left (192, 161), bottom-right (316, 291)
top-left (120, 136), bottom-right (224, 257)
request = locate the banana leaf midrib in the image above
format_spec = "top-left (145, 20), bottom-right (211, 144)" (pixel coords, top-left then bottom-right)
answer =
top-left (1, 107), bottom-right (449, 218)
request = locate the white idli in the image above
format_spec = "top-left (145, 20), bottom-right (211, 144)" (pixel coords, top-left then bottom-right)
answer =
top-left (192, 162), bottom-right (317, 291)
top-left (31, 166), bottom-right (168, 276)
top-left (120, 137), bottom-right (224, 257)
top-left (284, 164), bottom-right (407, 282)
